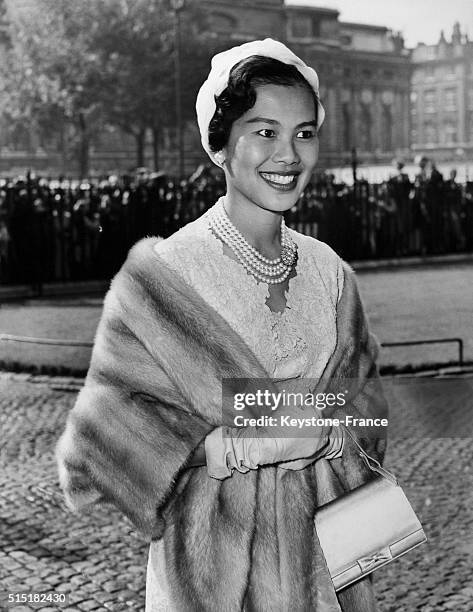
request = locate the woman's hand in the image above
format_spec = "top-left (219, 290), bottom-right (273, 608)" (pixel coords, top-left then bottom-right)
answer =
top-left (204, 421), bottom-right (342, 480)
top-left (231, 424), bottom-right (333, 469)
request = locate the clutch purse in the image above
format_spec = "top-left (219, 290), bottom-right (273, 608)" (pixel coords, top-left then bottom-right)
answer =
top-left (314, 428), bottom-right (427, 592)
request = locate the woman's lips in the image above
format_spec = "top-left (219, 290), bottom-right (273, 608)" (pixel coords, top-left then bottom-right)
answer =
top-left (259, 172), bottom-right (300, 192)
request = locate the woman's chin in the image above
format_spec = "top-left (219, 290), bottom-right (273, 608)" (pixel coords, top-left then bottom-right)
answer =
top-left (261, 191), bottom-right (302, 212)
top-left (251, 201), bottom-right (298, 216)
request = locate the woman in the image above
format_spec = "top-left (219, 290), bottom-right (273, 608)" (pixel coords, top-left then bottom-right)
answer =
top-left (56, 39), bottom-right (388, 611)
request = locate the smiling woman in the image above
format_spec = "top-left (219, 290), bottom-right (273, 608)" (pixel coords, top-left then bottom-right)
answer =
top-left (56, 38), bottom-right (388, 612)
top-left (215, 78), bottom-right (319, 207)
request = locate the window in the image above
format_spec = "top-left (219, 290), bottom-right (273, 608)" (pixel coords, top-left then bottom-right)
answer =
top-left (342, 103), bottom-right (351, 151)
top-left (290, 14), bottom-right (321, 38)
top-left (426, 47), bottom-right (436, 60)
top-left (424, 123), bottom-right (437, 144)
top-left (444, 122), bottom-right (457, 144)
top-left (425, 65), bottom-right (435, 78)
top-left (444, 88), bottom-right (457, 112)
top-left (359, 104), bottom-right (372, 151)
top-left (311, 17), bottom-right (321, 38)
top-left (410, 91), bottom-right (418, 117)
top-left (424, 89), bottom-right (436, 113)
top-left (468, 87), bottom-right (473, 110)
top-left (381, 105), bottom-right (393, 151)
top-left (290, 14), bottom-right (312, 38)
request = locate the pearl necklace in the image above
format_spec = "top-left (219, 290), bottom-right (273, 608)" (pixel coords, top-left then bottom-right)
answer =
top-left (209, 199), bottom-right (297, 285)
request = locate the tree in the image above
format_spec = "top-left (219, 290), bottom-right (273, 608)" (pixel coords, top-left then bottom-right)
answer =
top-left (2, 0), bottom-right (214, 175)
top-left (90, 0), bottom-right (173, 168)
top-left (91, 0), bottom-right (213, 169)
top-left (0, 21), bottom-right (59, 157)
top-left (5, 0), bottom-right (108, 176)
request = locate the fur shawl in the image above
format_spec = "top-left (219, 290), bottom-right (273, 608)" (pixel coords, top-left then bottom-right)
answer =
top-left (56, 236), bottom-right (388, 612)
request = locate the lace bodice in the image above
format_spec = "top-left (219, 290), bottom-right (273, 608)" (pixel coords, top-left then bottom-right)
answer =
top-left (154, 201), bottom-right (344, 383)
top-left (147, 202), bottom-right (346, 612)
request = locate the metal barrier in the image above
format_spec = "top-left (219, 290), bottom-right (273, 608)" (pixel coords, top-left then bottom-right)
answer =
top-left (1, 334), bottom-right (466, 370)
top-left (0, 333), bottom-right (93, 348)
top-left (1, 176), bottom-right (472, 291)
top-left (381, 338), bottom-right (464, 366)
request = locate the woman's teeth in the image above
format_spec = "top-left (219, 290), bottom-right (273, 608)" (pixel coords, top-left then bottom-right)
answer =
top-left (260, 173), bottom-right (297, 185)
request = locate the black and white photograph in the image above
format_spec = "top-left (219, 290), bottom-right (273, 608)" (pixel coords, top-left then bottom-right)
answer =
top-left (0, 0), bottom-right (473, 610)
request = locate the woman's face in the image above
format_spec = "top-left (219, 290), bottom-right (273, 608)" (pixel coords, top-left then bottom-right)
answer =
top-left (222, 83), bottom-right (319, 214)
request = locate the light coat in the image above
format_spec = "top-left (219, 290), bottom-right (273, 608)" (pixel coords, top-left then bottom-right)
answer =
top-left (56, 236), bottom-right (388, 611)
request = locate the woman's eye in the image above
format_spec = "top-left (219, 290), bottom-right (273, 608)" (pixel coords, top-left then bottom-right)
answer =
top-left (257, 129), bottom-right (275, 138)
top-left (296, 130), bottom-right (316, 139)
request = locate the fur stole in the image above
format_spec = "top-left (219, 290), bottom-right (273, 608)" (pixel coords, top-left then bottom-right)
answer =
top-left (56, 236), bottom-right (388, 612)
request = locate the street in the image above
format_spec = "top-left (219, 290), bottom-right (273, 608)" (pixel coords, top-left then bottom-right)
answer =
top-left (1, 262), bottom-right (473, 375)
top-left (1, 372), bottom-right (473, 611)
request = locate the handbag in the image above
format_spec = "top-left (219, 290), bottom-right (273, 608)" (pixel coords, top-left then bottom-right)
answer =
top-left (314, 427), bottom-right (427, 591)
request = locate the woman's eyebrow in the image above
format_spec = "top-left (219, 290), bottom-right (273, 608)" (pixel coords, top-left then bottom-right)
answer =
top-left (295, 120), bottom-right (318, 128)
top-left (245, 117), bottom-right (279, 125)
top-left (245, 117), bottom-right (317, 128)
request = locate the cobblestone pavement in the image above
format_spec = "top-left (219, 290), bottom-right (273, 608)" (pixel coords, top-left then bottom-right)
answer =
top-left (1, 372), bottom-right (473, 612)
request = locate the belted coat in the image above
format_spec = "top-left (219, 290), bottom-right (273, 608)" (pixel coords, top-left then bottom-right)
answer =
top-left (56, 236), bottom-right (388, 611)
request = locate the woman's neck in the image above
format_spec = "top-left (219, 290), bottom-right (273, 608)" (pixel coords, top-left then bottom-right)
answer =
top-left (223, 195), bottom-right (283, 259)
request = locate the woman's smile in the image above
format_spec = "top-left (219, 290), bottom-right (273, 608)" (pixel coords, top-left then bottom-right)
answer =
top-left (259, 171), bottom-right (300, 191)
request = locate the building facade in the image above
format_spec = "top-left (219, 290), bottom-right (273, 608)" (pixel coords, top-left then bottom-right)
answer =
top-left (2, 0), bottom-right (471, 175)
top-left (202, 0), bottom-right (411, 168)
top-left (285, 6), bottom-right (411, 166)
top-left (410, 23), bottom-right (473, 161)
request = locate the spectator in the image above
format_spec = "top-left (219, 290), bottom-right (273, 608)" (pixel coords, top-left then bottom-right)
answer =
top-left (0, 217), bottom-right (11, 282)
top-left (413, 156), bottom-right (432, 254)
top-left (444, 169), bottom-right (466, 252)
top-left (426, 162), bottom-right (445, 254)
top-left (388, 160), bottom-right (412, 255)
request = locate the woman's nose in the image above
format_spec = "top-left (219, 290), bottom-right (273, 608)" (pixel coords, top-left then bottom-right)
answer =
top-left (272, 138), bottom-right (300, 165)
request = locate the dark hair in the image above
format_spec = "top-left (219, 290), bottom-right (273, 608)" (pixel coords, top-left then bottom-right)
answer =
top-left (208, 55), bottom-right (319, 153)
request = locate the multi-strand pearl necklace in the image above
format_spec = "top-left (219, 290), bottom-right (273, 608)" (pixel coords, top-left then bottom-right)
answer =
top-left (209, 199), bottom-right (297, 284)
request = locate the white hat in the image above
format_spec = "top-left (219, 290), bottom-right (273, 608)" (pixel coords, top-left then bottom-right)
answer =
top-left (196, 38), bottom-right (325, 167)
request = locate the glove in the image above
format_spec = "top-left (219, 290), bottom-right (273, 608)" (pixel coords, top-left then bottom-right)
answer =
top-left (278, 427), bottom-right (345, 470)
top-left (205, 421), bottom-right (344, 480)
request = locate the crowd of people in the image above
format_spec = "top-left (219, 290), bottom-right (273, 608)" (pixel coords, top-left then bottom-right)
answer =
top-left (294, 158), bottom-right (473, 260)
top-left (0, 159), bottom-right (472, 287)
top-left (0, 167), bottom-right (224, 286)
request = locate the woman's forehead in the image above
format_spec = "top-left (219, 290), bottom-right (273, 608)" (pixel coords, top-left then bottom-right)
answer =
top-left (244, 83), bottom-right (316, 123)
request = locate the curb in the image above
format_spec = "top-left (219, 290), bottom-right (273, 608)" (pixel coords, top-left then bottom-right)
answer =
top-left (0, 370), bottom-right (84, 390)
top-left (380, 362), bottom-right (473, 377)
top-left (0, 280), bottom-right (109, 301)
top-left (351, 252), bottom-right (473, 272)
